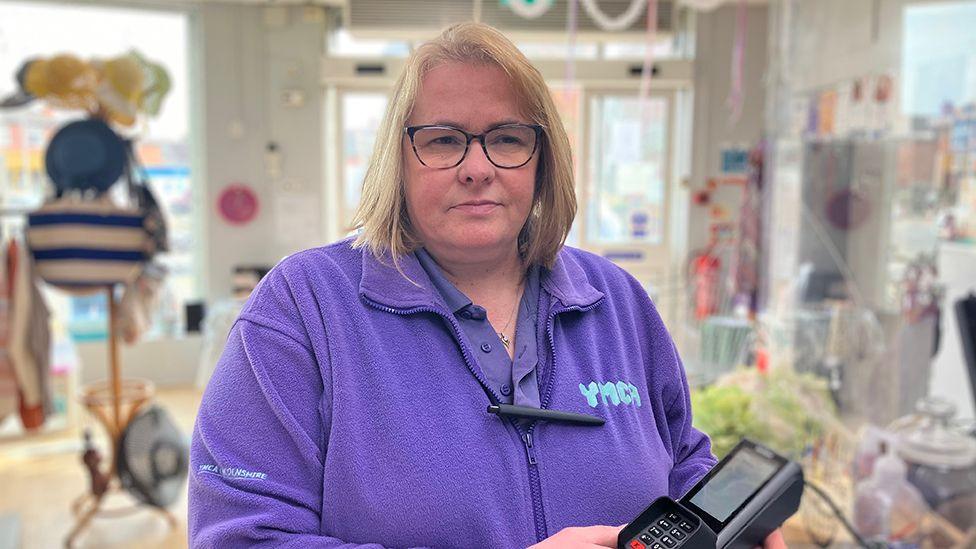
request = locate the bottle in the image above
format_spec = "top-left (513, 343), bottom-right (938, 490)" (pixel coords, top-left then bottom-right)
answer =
top-left (853, 442), bottom-right (929, 546)
top-left (851, 425), bottom-right (886, 483)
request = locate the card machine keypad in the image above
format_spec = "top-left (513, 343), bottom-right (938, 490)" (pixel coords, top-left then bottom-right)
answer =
top-left (621, 500), bottom-right (715, 549)
top-left (627, 510), bottom-right (696, 549)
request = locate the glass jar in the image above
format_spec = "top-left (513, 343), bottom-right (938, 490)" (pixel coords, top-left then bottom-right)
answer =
top-left (891, 397), bottom-right (976, 531)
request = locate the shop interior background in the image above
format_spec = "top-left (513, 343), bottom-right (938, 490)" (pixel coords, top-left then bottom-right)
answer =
top-left (1, 0), bottom-right (976, 547)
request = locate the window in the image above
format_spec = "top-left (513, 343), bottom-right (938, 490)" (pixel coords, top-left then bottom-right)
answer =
top-left (328, 29), bottom-right (411, 58)
top-left (902, 1), bottom-right (976, 117)
top-left (339, 92), bottom-right (389, 232)
top-left (603, 37), bottom-right (677, 60)
top-left (0, 2), bottom-right (195, 341)
top-left (586, 94), bottom-right (668, 245)
top-left (516, 41), bottom-right (599, 60)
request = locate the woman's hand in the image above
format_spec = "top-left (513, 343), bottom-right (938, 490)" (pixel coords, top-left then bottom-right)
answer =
top-left (529, 525), bottom-right (785, 549)
top-left (758, 529), bottom-right (787, 549)
top-left (528, 525), bottom-right (625, 548)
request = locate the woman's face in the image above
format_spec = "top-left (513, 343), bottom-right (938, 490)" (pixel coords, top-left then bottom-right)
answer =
top-left (402, 62), bottom-right (538, 261)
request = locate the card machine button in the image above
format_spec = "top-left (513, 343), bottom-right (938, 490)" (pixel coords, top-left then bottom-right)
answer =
top-left (669, 528), bottom-right (685, 540)
top-left (665, 512), bottom-right (680, 521)
top-left (656, 519), bottom-right (672, 529)
top-left (648, 526), bottom-right (663, 537)
top-left (678, 521), bottom-right (694, 532)
top-left (640, 534), bottom-right (653, 543)
top-left (651, 544), bottom-right (664, 549)
top-left (660, 535), bottom-right (677, 548)
top-left (629, 541), bottom-right (646, 549)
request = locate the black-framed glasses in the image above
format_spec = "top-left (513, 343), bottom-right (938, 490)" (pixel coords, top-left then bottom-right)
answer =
top-left (404, 123), bottom-right (544, 169)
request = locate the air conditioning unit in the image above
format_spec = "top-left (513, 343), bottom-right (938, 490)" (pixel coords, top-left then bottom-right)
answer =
top-left (344, 0), bottom-right (677, 40)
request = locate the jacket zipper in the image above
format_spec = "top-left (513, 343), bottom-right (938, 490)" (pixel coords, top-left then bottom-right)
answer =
top-left (522, 431), bottom-right (537, 465)
top-left (363, 294), bottom-right (603, 545)
top-left (519, 426), bottom-right (546, 542)
top-left (518, 299), bottom-right (604, 543)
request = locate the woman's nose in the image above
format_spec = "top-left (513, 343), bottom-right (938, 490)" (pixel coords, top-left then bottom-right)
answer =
top-left (456, 140), bottom-right (495, 185)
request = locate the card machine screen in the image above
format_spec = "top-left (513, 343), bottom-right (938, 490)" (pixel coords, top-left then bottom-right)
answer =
top-left (686, 446), bottom-right (780, 522)
top-left (618, 440), bottom-right (805, 549)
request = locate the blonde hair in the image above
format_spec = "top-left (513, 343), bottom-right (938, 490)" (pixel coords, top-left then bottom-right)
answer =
top-left (350, 22), bottom-right (576, 270)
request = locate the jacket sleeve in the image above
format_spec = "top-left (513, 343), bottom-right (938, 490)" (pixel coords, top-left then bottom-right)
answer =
top-left (664, 343), bottom-right (717, 499)
top-left (188, 313), bottom-right (428, 549)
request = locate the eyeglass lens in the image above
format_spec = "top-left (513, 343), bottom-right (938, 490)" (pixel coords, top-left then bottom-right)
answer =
top-left (412, 125), bottom-right (538, 168)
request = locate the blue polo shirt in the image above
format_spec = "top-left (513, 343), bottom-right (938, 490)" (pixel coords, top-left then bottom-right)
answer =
top-left (415, 247), bottom-right (541, 407)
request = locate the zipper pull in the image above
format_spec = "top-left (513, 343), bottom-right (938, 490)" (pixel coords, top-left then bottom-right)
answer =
top-left (523, 432), bottom-right (538, 465)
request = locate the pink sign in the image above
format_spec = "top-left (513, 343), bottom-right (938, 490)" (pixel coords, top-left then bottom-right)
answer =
top-left (217, 183), bottom-right (259, 225)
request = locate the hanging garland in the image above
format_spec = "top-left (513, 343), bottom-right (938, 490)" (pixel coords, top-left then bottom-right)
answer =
top-left (638, 0), bottom-right (658, 122)
top-left (579, 0), bottom-right (646, 31)
top-left (726, 0), bottom-right (747, 125)
top-left (565, 0), bottom-right (579, 83)
top-left (505, 0), bottom-right (556, 19)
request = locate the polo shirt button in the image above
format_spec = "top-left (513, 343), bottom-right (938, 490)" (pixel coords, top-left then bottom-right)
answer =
top-left (500, 383), bottom-right (512, 396)
top-left (480, 342), bottom-right (492, 353)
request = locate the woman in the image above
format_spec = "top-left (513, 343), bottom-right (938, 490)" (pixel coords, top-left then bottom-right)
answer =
top-left (189, 22), bottom-right (785, 549)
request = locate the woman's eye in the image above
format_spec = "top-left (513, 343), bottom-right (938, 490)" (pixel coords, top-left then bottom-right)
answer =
top-left (431, 136), bottom-right (461, 145)
top-left (492, 134), bottom-right (524, 145)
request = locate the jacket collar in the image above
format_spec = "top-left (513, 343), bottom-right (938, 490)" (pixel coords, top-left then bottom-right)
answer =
top-left (539, 248), bottom-right (604, 309)
top-left (414, 247), bottom-right (473, 314)
top-left (359, 245), bottom-right (604, 312)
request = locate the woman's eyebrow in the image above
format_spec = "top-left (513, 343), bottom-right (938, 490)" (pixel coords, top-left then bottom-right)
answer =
top-left (489, 119), bottom-right (523, 127)
top-left (429, 119), bottom-right (464, 128)
top-left (427, 119), bottom-right (525, 130)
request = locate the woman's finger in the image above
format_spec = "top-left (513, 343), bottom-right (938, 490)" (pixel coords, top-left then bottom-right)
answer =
top-left (582, 524), bottom-right (626, 546)
top-left (762, 529), bottom-right (788, 549)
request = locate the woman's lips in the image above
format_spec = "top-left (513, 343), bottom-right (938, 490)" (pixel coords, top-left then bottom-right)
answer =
top-left (453, 201), bottom-right (500, 215)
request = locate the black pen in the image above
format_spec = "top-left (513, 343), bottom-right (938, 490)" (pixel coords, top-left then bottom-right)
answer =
top-left (487, 404), bottom-right (605, 426)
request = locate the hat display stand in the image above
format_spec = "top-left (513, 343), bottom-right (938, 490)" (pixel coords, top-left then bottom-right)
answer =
top-left (2, 51), bottom-right (180, 545)
top-left (34, 116), bottom-right (177, 547)
top-left (64, 286), bottom-right (177, 548)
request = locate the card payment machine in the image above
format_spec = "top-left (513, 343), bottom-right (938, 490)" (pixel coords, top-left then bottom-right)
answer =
top-left (618, 439), bottom-right (804, 549)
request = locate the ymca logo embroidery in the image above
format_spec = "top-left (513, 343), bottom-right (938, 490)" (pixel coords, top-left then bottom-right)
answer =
top-left (579, 381), bottom-right (642, 408)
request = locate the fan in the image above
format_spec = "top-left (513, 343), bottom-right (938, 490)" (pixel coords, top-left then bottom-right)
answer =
top-left (116, 405), bottom-right (188, 508)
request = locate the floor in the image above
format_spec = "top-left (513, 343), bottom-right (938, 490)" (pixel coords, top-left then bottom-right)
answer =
top-left (0, 386), bottom-right (202, 549)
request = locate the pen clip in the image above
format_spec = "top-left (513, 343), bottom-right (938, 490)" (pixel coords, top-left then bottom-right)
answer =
top-left (487, 404), bottom-right (605, 427)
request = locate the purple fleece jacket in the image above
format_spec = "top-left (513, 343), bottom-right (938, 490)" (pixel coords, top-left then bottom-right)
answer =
top-left (188, 239), bottom-right (715, 548)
